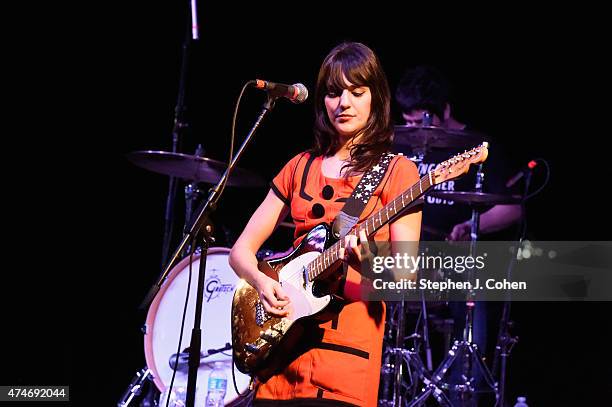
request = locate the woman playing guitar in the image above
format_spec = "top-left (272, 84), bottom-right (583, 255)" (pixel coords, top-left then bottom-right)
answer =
top-left (229, 42), bottom-right (422, 407)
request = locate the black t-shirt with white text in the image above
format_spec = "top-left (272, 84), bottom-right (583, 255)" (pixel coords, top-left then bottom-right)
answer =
top-left (394, 137), bottom-right (519, 241)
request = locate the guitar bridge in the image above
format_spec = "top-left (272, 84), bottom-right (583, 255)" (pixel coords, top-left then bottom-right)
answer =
top-left (255, 300), bottom-right (271, 327)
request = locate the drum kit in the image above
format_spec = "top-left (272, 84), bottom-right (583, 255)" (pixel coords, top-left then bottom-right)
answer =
top-left (119, 123), bottom-right (522, 406)
top-left (119, 149), bottom-right (267, 406)
top-left (381, 124), bottom-right (523, 407)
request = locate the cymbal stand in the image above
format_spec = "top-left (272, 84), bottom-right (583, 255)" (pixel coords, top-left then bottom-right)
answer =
top-left (407, 113), bottom-right (432, 164)
top-left (183, 146), bottom-right (205, 254)
top-left (139, 93), bottom-right (280, 407)
top-left (408, 164), bottom-right (498, 406)
top-left (184, 181), bottom-right (201, 235)
top-left (380, 294), bottom-right (433, 407)
top-left (160, 5), bottom-right (198, 268)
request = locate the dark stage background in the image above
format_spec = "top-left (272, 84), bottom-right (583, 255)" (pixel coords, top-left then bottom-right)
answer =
top-left (6, 3), bottom-right (611, 407)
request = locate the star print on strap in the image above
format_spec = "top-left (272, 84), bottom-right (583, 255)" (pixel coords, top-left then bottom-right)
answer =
top-left (331, 152), bottom-right (395, 239)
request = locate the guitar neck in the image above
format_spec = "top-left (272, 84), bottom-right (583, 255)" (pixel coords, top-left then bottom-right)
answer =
top-left (306, 171), bottom-right (434, 281)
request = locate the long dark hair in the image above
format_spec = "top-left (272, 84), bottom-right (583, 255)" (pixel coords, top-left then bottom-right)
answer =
top-left (311, 42), bottom-right (393, 176)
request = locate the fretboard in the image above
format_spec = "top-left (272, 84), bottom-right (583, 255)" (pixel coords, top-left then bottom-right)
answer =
top-left (306, 170), bottom-right (433, 281)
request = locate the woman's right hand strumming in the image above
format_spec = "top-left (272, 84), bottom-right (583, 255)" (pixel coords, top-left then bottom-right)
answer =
top-left (252, 272), bottom-right (292, 318)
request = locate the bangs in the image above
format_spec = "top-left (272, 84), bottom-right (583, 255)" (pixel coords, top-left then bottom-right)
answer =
top-left (325, 57), bottom-right (370, 93)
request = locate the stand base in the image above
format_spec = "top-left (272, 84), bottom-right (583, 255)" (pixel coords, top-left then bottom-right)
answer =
top-left (406, 340), bottom-right (498, 407)
top-left (117, 367), bottom-right (158, 407)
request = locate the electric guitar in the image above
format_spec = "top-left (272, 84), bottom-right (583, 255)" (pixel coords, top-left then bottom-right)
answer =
top-left (231, 143), bottom-right (488, 379)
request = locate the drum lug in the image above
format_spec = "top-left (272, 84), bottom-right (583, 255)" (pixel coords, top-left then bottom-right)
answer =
top-left (141, 324), bottom-right (148, 334)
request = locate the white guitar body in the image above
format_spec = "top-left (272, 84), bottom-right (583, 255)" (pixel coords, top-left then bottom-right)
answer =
top-left (277, 251), bottom-right (332, 323)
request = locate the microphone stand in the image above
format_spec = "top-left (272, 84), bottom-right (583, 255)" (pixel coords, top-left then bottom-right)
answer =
top-left (141, 94), bottom-right (279, 407)
top-left (492, 165), bottom-right (533, 406)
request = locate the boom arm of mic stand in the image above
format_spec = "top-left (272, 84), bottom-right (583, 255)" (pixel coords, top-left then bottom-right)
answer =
top-left (139, 96), bottom-right (277, 310)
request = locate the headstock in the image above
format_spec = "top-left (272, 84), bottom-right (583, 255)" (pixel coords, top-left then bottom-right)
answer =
top-left (432, 142), bottom-right (489, 185)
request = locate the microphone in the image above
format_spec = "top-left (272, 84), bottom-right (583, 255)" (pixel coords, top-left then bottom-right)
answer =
top-left (169, 343), bottom-right (232, 370)
top-left (506, 160), bottom-right (538, 188)
top-left (254, 79), bottom-right (308, 104)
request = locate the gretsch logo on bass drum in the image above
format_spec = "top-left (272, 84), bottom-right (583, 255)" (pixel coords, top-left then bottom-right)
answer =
top-left (205, 273), bottom-right (235, 302)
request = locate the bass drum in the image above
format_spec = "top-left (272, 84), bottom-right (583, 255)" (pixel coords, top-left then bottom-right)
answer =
top-left (144, 247), bottom-right (251, 405)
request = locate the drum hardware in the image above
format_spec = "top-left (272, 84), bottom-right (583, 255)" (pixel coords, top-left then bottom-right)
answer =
top-left (426, 191), bottom-right (522, 206)
top-left (138, 91), bottom-right (284, 407)
top-left (143, 249), bottom-right (251, 406)
top-left (407, 163), bottom-right (499, 407)
top-left (379, 289), bottom-right (434, 407)
top-left (127, 143), bottom-right (265, 268)
top-left (117, 367), bottom-right (156, 407)
top-left (391, 123), bottom-right (529, 405)
top-left (169, 343), bottom-right (232, 371)
top-left (393, 124), bottom-right (486, 160)
top-left (126, 150), bottom-right (266, 188)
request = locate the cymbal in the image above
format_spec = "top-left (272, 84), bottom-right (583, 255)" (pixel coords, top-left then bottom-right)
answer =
top-left (426, 191), bottom-right (522, 205)
top-left (393, 125), bottom-right (486, 151)
top-left (127, 150), bottom-right (266, 187)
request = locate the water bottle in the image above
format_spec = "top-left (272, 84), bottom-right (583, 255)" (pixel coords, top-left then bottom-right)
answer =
top-left (513, 396), bottom-right (529, 407)
top-left (159, 384), bottom-right (187, 407)
top-left (205, 362), bottom-right (227, 407)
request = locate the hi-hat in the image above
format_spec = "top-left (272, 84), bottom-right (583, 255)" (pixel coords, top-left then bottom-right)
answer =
top-left (127, 150), bottom-right (266, 187)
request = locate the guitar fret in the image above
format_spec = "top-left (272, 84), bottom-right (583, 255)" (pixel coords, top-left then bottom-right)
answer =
top-left (410, 188), bottom-right (414, 202)
top-left (419, 179), bottom-right (423, 195)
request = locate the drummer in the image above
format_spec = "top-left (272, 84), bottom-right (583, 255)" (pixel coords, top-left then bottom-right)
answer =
top-left (394, 65), bottom-right (521, 241)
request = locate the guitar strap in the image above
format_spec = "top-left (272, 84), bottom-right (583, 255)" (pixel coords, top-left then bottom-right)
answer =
top-left (331, 152), bottom-right (395, 239)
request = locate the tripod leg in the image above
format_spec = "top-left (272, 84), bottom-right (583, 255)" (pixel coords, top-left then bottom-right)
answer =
top-left (117, 367), bottom-right (153, 407)
top-left (432, 385), bottom-right (455, 407)
top-left (406, 385), bottom-right (434, 407)
top-left (467, 344), bottom-right (498, 391)
top-left (431, 341), bottom-right (460, 383)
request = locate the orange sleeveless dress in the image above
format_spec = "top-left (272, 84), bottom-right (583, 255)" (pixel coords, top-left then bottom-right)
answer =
top-left (255, 152), bottom-right (420, 407)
